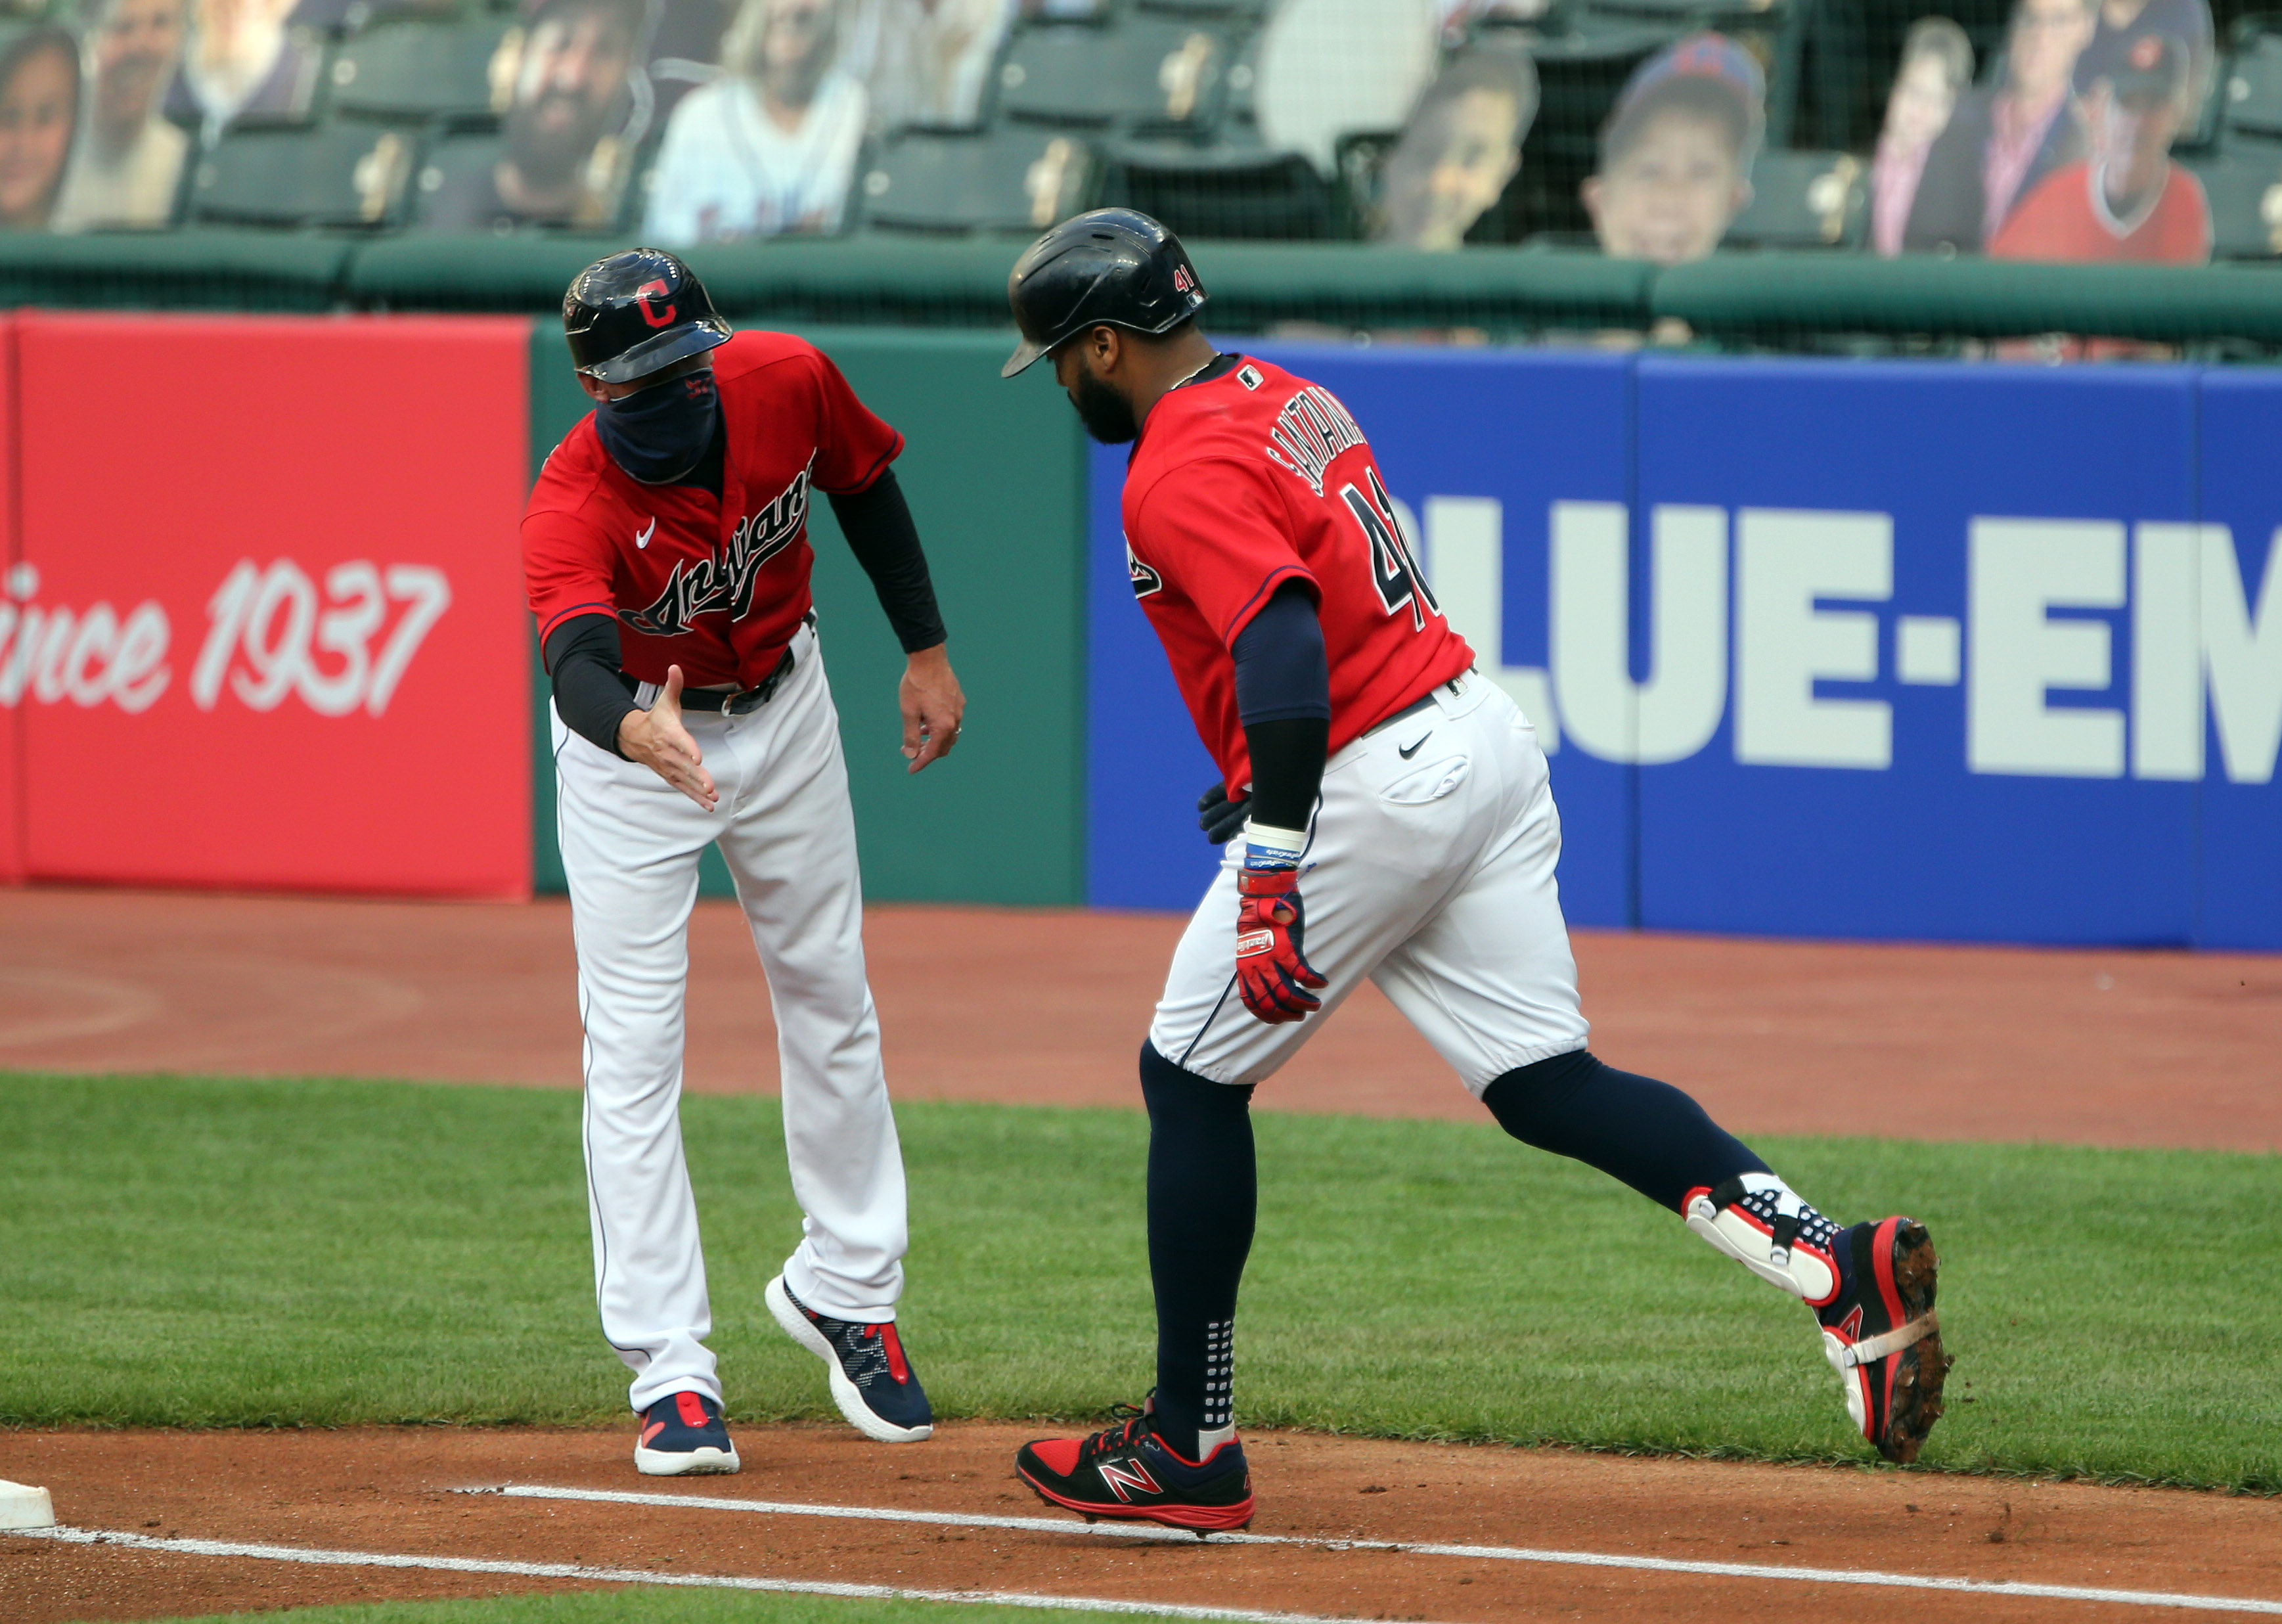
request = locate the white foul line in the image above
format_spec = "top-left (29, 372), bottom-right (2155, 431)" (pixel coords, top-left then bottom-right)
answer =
top-left (8, 1525), bottom-right (1393, 1624)
top-left (475, 1483), bottom-right (2282, 1617)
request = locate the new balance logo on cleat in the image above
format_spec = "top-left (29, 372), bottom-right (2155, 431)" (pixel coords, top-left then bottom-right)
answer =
top-left (1018, 1403), bottom-right (1255, 1533)
top-left (1095, 1458), bottom-right (1163, 1502)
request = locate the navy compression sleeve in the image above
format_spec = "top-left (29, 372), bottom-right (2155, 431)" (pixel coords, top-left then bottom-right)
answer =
top-left (827, 469), bottom-right (947, 654)
top-left (1232, 581), bottom-right (1330, 832)
top-left (1231, 581), bottom-right (1330, 725)
top-left (542, 613), bottom-right (637, 759)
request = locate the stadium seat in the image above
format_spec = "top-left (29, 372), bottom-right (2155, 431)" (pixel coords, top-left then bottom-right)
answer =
top-left (1725, 148), bottom-right (1866, 249)
top-left (1580, 0), bottom-right (1791, 23)
top-left (2222, 26), bottom-right (2282, 143)
top-left (327, 16), bottom-right (520, 125)
top-left (2187, 148), bottom-right (2282, 259)
top-left (1100, 139), bottom-right (1333, 239)
top-left (409, 128), bottom-right (504, 227)
top-left (857, 125), bottom-right (1101, 235)
top-left (411, 124), bottom-right (649, 230)
top-left (309, 0), bottom-right (483, 38)
top-left (996, 16), bottom-right (1239, 135)
top-left (188, 122), bottom-right (422, 229)
top-left (1136, 0), bottom-right (1274, 17)
top-left (1331, 129), bottom-right (1397, 239)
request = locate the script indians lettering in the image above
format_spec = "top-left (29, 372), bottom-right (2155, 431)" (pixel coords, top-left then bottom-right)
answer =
top-left (621, 459), bottom-right (813, 638)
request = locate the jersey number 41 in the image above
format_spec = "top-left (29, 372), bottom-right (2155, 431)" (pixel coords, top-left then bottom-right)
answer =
top-left (1341, 468), bottom-right (1439, 632)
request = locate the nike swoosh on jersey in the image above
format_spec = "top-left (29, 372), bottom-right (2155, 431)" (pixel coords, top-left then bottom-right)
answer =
top-left (636, 518), bottom-right (656, 550)
top-left (1398, 732), bottom-right (1432, 759)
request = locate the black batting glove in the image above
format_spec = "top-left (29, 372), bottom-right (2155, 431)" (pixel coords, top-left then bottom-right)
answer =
top-left (1197, 782), bottom-right (1251, 846)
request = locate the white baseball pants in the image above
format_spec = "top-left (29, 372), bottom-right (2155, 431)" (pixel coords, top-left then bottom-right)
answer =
top-left (552, 622), bottom-right (909, 1414)
top-left (1150, 673), bottom-right (1592, 1092)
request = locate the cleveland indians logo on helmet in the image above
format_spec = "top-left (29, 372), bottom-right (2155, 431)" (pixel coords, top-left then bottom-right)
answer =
top-left (635, 278), bottom-right (679, 329)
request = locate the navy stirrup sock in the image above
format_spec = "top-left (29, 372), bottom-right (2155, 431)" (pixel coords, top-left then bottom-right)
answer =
top-left (1139, 1041), bottom-right (1256, 1458)
top-left (1482, 1048), bottom-right (1769, 1213)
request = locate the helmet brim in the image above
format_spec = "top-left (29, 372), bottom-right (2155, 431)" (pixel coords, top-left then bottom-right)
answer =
top-left (579, 317), bottom-right (734, 384)
top-left (1000, 333), bottom-right (1050, 379)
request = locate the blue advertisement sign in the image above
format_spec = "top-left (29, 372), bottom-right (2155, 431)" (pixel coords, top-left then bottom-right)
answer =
top-left (1632, 359), bottom-right (2201, 945)
top-left (1085, 348), bottom-right (2282, 950)
top-left (2183, 373), bottom-right (2282, 951)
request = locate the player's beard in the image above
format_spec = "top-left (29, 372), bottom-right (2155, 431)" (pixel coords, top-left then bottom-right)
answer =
top-left (1069, 369), bottom-right (1139, 445)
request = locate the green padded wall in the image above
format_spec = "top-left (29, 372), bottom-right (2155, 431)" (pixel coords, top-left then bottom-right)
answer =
top-left (527, 323), bottom-right (1089, 905)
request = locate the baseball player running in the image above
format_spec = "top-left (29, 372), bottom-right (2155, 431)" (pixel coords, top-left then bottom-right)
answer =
top-left (1001, 212), bottom-right (1950, 1532)
top-left (524, 249), bottom-right (962, 1475)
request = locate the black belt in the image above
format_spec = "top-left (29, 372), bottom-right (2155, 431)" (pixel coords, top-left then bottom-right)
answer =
top-left (618, 644), bottom-right (795, 716)
top-left (1360, 672), bottom-right (1467, 740)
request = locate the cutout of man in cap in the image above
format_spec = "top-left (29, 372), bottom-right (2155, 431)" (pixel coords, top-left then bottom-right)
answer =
top-left (1991, 31), bottom-right (2209, 261)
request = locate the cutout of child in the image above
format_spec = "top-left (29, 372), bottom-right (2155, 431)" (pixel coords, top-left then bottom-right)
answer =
top-left (1582, 33), bottom-right (1763, 267)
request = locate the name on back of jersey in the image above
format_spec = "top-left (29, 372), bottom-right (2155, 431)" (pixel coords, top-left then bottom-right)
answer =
top-left (621, 458), bottom-right (812, 638)
top-left (1264, 386), bottom-right (1368, 498)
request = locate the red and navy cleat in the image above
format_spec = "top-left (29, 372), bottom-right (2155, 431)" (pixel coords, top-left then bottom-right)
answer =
top-left (1016, 1405), bottom-right (1255, 1534)
top-left (766, 1274), bottom-right (933, 1443)
top-left (1818, 1216), bottom-right (1951, 1464)
top-left (634, 1390), bottom-right (740, 1476)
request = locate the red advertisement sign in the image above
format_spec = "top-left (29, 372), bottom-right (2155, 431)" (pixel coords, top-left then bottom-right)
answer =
top-left (8, 313), bottom-right (533, 897)
top-left (0, 320), bottom-right (19, 884)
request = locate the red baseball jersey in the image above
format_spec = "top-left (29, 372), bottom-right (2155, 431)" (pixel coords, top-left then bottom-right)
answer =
top-left (1988, 161), bottom-right (2210, 265)
top-left (523, 330), bottom-right (903, 688)
top-left (1121, 356), bottom-right (1474, 793)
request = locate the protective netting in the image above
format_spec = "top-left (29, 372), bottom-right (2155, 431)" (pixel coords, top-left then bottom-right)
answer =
top-left (4, 0), bottom-right (2280, 352)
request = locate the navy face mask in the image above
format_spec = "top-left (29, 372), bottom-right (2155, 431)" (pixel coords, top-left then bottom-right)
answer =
top-left (595, 368), bottom-right (720, 485)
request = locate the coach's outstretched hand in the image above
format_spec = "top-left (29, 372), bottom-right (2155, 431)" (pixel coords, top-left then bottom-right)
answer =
top-left (900, 643), bottom-right (966, 775)
top-left (617, 665), bottom-right (719, 811)
top-left (1234, 867), bottom-right (1328, 1023)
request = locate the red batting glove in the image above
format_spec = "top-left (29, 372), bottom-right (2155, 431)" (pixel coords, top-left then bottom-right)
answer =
top-left (1234, 867), bottom-right (1329, 1024)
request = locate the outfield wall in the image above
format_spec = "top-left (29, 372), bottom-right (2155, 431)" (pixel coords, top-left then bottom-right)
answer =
top-left (0, 313), bottom-right (1088, 905)
top-left (0, 312), bottom-right (534, 898)
top-left (1090, 347), bottom-right (2282, 950)
top-left (3, 311), bottom-right (2275, 947)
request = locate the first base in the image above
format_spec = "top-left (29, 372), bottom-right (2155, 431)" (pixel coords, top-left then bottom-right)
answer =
top-left (0, 1481), bottom-right (55, 1529)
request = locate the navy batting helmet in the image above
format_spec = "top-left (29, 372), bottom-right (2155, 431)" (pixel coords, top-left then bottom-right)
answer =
top-left (1001, 208), bottom-right (1207, 379)
top-left (563, 248), bottom-right (733, 385)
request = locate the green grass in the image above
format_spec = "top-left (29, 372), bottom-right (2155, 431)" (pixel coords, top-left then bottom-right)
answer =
top-left (149, 1594), bottom-right (1194, 1624)
top-left (1, 1072), bottom-right (2275, 1491)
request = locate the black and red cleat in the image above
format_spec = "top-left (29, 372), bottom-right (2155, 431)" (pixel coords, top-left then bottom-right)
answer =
top-left (1016, 1405), bottom-right (1255, 1533)
top-left (1818, 1216), bottom-right (1952, 1464)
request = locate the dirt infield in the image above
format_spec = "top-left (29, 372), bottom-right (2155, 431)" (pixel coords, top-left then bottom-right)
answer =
top-left (0, 887), bottom-right (2274, 1148)
top-left (3, 886), bottom-right (2277, 1623)
top-left (6, 1424), bottom-right (2281, 1624)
